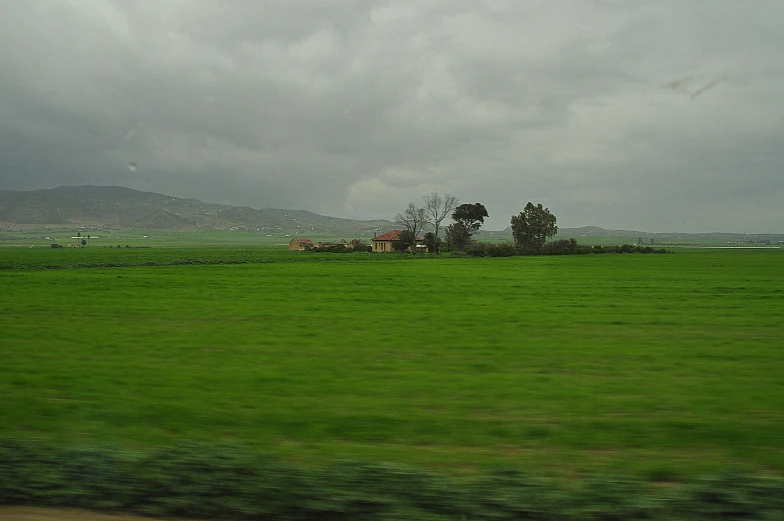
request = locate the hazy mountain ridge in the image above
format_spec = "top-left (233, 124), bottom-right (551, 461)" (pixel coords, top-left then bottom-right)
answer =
top-left (1, 186), bottom-right (782, 243)
top-left (0, 186), bottom-right (396, 235)
top-left (488, 225), bottom-right (782, 245)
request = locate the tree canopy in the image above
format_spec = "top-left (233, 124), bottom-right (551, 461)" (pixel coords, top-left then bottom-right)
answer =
top-left (392, 229), bottom-right (417, 252)
top-left (510, 202), bottom-right (558, 249)
top-left (452, 203), bottom-right (488, 232)
top-left (423, 231), bottom-right (439, 254)
top-left (446, 203), bottom-right (488, 251)
top-left (445, 222), bottom-right (471, 251)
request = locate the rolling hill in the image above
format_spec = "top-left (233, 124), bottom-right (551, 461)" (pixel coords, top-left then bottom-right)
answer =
top-left (0, 185), bottom-right (395, 235)
top-left (2, 186), bottom-right (782, 245)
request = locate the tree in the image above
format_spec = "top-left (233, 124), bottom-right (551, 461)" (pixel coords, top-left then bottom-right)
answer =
top-left (393, 229), bottom-right (417, 252)
top-left (445, 222), bottom-right (472, 251)
top-left (423, 232), bottom-right (439, 254)
top-left (510, 202), bottom-right (558, 249)
top-left (452, 203), bottom-right (488, 233)
top-left (396, 202), bottom-right (426, 240)
top-left (446, 203), bottom-right (488, 251)
top-left (423, 192), bottom-right (458, 240)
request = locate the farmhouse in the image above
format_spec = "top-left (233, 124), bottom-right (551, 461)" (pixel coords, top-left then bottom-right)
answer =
top-left (288, 237), bottom-right (314, 251)
top-left (371, 229), bottom-right (426, 253)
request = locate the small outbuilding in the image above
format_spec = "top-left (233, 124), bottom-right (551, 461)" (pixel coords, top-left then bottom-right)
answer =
top-left (289, 237), bottom-right (314, 251)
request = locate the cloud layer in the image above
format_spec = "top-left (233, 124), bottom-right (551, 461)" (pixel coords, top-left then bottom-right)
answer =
top-left (2, 0), bottom-right (783, 232)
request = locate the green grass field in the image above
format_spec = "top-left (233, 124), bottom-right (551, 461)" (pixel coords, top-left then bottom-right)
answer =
top-left (0, 228), bottom-right (374, 248)
top-left (1, 247), bottom-right (783, 481)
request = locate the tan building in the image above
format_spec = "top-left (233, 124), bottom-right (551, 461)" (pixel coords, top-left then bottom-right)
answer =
top-left (288, 237), bottom-right (314, 251)
top-left (371, 230), bottom-right (426, 252)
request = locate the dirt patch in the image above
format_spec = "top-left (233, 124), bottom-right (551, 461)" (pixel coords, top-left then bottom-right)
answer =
top-left (0, 507), bottom-right (212, 521)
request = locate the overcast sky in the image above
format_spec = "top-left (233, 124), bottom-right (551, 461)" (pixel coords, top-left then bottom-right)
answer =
top-left (1, 1), bottom-right (783, 232)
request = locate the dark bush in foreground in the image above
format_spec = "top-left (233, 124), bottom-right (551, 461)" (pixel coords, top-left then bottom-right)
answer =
top-left (1, 438), bottom-right (782, 520)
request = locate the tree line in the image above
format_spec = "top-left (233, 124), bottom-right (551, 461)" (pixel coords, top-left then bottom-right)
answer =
top-left (395, 194), bottom-right (558, 253)
top-left (395, 196), bottom-right (667, 255)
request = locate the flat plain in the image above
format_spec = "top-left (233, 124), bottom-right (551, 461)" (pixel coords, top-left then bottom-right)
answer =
top-left (1, 246), bottom-right (782, 480)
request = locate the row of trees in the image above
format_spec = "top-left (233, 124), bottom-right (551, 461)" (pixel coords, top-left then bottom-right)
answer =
top-left (395, 194), bottom-right (490, 253)
top-left (396, 194), bottom-right (557, 252)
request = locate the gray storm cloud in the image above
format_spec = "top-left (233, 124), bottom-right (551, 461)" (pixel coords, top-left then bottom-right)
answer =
top-left (1, 0), bottom-right (782, 232)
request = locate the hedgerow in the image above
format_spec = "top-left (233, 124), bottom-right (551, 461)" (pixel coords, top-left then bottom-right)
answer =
top-left (1, 438), bottom-right (782, 520)
top-left (465, 239), bottom-right (670, 257)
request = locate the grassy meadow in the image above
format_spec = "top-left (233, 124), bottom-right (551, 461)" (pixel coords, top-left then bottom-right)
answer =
top-left (1, 246), bottom-right (783, 481)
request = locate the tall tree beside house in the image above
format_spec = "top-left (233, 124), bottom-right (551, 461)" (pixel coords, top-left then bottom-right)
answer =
top-left (422, 192), bottom-right (457, 254)
top-left (393, 229), bottom-right (417, 252)
top-left (446, 203), bottom-right (488, 251)
top-left (423, 232), bottom-right (438, 254)
top-left (445, 222), bottom-right (471, 251)
top-left (510, 202), bottom-right (558, 250)
top-left (423, 192), bottom-right (458, 239)
top-left (396, 202), bottom-right (426, 240)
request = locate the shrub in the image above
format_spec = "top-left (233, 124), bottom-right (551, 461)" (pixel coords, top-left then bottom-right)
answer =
top-left (309, 244), bottom-right (352, 253)
top-left (542, 239), bottom-right (578, 255)
top-left (1, 438), bottom-right (783, 520)
top-left (485, 244), bottom-right (518, 257)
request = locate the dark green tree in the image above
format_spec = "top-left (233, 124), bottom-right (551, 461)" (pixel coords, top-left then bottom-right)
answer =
top-left (452, 203), bottom-right (488, 233)
top-left (393, 229), bottom-right (417, 252)
top-left (445, 222), bottom-right (472, 251)
top-left (446, 203), bottom-right (488, 250)
top-left (511, 202), bottom-right (558, 249)
top-left (423, 232), bottom-right (439, 254)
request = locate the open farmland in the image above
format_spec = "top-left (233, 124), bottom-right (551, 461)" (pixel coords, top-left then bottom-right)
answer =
top-left (1, 248), bottom-right (783, 481)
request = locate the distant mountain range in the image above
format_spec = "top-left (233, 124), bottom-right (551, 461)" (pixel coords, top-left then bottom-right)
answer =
top-left (0, 185), bottom-right (396, 235)
top-left (1, 186), bottom-right (782, 244)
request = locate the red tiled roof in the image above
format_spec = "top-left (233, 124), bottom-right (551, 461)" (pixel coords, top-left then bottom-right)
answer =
top-left (292, 238), bottom-right (313, 246)
top-left (372, 230), bottom-right (423, 242)
top-left (372, 230), bottom-right (402, 241)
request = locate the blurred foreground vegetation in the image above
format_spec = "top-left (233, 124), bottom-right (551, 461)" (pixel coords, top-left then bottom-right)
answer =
top-left (2, 438), bottom-right (783, 520)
